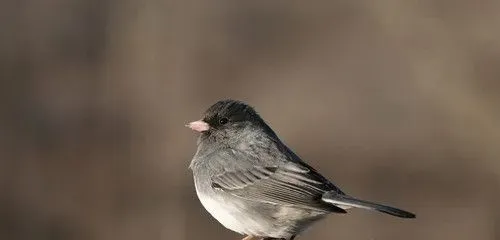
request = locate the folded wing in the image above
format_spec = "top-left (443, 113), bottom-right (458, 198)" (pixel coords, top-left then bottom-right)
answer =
top-left (211, 163), bottom-right (347, 213)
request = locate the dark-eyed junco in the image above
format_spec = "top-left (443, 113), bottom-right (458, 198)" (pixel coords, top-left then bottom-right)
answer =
top-left (187, 99), bottom-right (415, 240)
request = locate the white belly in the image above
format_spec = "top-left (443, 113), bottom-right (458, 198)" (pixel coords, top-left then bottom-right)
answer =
top-left (192, 169), bottom-right (326, 238)
top-left (194, 180), bottom-right (277, 237)
top-left (197, 191), bottom-right (247, 234)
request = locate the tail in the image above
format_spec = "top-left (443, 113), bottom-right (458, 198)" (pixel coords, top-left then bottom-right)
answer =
top-left (322, 191), bottom-right (416, 218)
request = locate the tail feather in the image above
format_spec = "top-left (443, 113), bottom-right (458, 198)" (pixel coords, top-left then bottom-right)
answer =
top-left (322, 192), bottom-right (416, 218)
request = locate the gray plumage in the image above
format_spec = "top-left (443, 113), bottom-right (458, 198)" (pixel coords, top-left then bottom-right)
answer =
top-left (188, 99), bottom-right (415, 240)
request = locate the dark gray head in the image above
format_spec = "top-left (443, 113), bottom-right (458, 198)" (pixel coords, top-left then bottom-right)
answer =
top-left (187, 99), bottom-right (276, 142)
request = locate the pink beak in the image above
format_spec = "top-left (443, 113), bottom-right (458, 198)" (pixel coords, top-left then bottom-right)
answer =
top-left (186, 120), bottom-right (210, 132)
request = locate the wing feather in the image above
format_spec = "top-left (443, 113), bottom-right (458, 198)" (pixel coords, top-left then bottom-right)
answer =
top-left (211, 163), bottom-right (346, 213)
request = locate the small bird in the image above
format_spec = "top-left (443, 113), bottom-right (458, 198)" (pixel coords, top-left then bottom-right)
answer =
top-left (187, 99), bottom-right (415, 240)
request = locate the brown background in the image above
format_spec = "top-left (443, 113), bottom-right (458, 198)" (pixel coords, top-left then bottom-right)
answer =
top-left (1, 1), bottom-right (500, 240)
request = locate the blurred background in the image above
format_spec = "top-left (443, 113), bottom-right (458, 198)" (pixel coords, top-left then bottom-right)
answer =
top-left (1, 1), bottom-right (500, 240)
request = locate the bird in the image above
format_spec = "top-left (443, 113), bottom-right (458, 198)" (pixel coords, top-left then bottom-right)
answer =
top-left (187, 99), bottom-right (415, 240)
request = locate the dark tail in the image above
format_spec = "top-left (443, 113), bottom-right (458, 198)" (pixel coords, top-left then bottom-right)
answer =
top-left (322, 192), bottom-right (416, 218)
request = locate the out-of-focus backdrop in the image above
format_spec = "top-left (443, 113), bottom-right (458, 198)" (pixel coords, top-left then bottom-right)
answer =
top-left (1, 1), bottom-right (500, 240)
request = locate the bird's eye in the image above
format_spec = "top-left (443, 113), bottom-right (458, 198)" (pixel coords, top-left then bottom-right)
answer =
top-left (219, 117), bottom-right (229, 125)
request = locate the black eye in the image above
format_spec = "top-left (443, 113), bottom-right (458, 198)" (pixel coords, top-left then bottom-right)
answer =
top-left (219, 117), bottom-right (229, 125)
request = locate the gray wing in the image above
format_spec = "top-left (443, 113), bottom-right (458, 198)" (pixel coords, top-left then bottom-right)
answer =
top-left (211, 163), bottom-right (347, 213)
